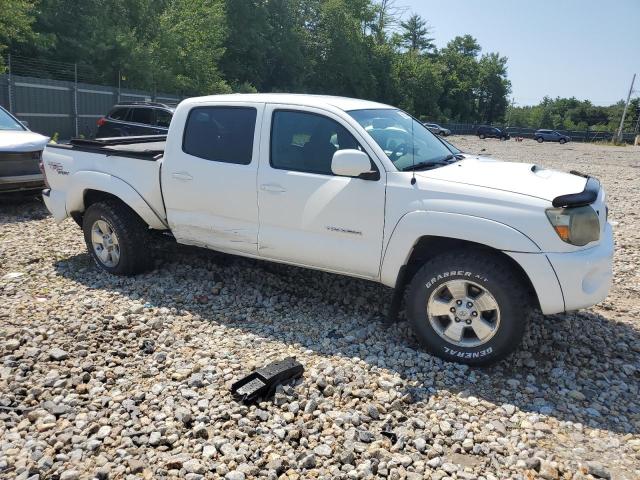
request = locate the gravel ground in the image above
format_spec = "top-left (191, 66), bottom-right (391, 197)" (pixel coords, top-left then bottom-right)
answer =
top-left (1, 137), bottom-right (639, 480)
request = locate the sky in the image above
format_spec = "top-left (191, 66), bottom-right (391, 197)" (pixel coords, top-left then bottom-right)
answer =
top-left (401, 0), bottom-right (639, 106)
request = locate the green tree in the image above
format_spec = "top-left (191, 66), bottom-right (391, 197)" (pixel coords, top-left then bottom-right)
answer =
top-left (477, 53), bottom-right (511, 123)
top-left (154, 0), bottom-right (229, 94)
top-left (399, 13), bottom-right (434, 53)
top-left (437, 35), bottom-right (482, 121)
top-left (0, 0), bottom-right (35, 66)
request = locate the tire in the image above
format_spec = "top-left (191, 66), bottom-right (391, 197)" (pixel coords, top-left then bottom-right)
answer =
top-left (536, 137), bottom-right (544, 143)
top-left (559, 138), bottom-right (566, 144)
top-left (82, 200), bottom-right (152, 275)
top-left (406, 251), bottom-right (530, 366)
top-left (479, 134), bottom-right (486, 139)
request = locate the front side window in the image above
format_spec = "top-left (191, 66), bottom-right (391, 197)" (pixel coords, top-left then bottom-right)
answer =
top-left (271, 110), bottom-right (361, 175)
top-left (348, 109), bottom-right (452, 171)
top-left (0, 108), bottom-right (26, 131)
top-left (183, 107), bottom-right (257, 164)
top-left (130, 108), bottom-right (153, 125)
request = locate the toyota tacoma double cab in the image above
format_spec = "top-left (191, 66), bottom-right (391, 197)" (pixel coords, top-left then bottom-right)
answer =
top-left (41, 94), bottom-right (614, 365)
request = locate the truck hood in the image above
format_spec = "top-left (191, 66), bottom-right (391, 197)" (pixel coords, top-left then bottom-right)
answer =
top-left (0, 130), bottom-right (50, 152)
top-left (418, 157), bottom-right (587, 202)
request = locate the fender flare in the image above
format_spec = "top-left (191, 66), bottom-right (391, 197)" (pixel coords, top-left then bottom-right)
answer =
top-left (379, 210), bottom-right (541, 288)
top-left (66, 171), bottom-right (167, 230)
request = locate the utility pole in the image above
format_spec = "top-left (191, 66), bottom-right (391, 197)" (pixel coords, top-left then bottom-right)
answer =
top-left (506, 98), bottom-right (515, 126)
top-left (617, 73), bottom-right (636, 142)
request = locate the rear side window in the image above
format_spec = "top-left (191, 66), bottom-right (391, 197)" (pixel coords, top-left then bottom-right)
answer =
top-left (183, 107), bottom-right (257, 165)
top-left (109, 108), bottom-right (129, 121)
top-left (270, 110), bottom-right (361, 175)
top-left (155, 109), bottom-right (172, 128)
top-left (130, 108), bottom-right (153, 125)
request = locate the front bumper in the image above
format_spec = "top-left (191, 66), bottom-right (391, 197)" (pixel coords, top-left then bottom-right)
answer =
top-left (546, 222), bottom-right (614, 311)
top-left (42, 188), bottom-right (68, 222)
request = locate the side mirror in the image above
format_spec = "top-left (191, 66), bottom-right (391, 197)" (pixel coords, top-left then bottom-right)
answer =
top-left (331, 149), bottom-right (371, 178)
top-left (21, 120), bottom-right (30, 128)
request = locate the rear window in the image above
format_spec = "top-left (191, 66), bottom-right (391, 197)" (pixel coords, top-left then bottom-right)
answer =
top-left (109, 108), bottom-right (129, 121)
top-left (130, 108), bottom-right (153, 125)
top-left (182, 107), bottom-right (257, 165)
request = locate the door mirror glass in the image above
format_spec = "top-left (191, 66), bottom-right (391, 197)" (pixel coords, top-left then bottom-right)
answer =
top-left (331, 149), bottom-right (371, 177)
top-left (21, 120), bottom-right (29, 128)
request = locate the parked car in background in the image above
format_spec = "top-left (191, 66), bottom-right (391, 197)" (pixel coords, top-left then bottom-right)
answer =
top-left (534, 129), bottom-right (570, 144)
top-left (477, 126), bottom-right (510, 140)
top-left (424, 122), bottom-right (451, 136)
top-left (42, 93), bottom-right (613, 366)
top-left (0, 106), bottom-right (49, 193)
top-left (96, 102), bottom-right (175, 138)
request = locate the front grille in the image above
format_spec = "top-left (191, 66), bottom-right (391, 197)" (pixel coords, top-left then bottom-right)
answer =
top-left (0, 151), bottom-right (42, 177)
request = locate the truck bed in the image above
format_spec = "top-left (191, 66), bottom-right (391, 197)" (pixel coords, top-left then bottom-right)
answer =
top-left (43, 135), bottom-right (167, 227)
top-left (47, 135), bottom-right (166, 161)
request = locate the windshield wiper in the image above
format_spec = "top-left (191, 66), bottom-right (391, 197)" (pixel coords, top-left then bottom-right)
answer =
top-left (401, 154), bottom-right (458, 172)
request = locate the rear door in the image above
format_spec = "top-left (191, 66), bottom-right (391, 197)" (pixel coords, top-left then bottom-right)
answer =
top-left (256, 105), bottom-right (386, 278)
top-left (161, 102), bottom-right (264, 255)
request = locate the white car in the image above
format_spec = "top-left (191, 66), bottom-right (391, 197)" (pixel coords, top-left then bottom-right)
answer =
top-left (41, 94), bottom-right (614, 365)
top-left (0, 106), bottom-right (49, 193)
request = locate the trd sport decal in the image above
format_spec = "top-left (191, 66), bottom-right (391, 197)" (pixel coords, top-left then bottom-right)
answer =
top-left (48, 161), bottom-right (69, 175)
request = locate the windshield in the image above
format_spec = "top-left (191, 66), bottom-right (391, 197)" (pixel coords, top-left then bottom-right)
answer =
top-left (348, 109), bottom-right (453, 171)
top-left (0, 108), bottom-right (26, 131)
top-left (438, 136), bottom-right (462, 155)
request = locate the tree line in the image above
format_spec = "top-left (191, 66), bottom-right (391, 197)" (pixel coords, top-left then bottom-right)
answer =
top-left (508, 96), bottom-right (639, 133)
top-left (1, 0), bottom-right (635, 132)
top-left (1, 0), bottom-right (511, 124)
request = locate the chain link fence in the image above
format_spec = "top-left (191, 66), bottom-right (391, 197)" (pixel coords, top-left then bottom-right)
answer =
top-left (0, 54), bottom-right (185, 140)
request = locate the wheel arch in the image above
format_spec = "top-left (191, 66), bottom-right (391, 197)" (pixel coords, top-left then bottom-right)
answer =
top-left (397, 236), bottom-right (540, 310)
top-left (380, 211), bottom-right (546, 309)
top-left (65, 171), bottom-right (167, 230)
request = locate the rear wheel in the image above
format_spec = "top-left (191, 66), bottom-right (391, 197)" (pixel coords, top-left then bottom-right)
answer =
top-left (82, 200), bottom-right (152, 275)
top-left (479, 133), bottom-right (486, 139)
top-left (406, 251), bottom-right (530, 365)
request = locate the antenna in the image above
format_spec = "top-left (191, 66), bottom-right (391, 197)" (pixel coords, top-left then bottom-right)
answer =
top-left (410, 116), bottom-right (416, 185)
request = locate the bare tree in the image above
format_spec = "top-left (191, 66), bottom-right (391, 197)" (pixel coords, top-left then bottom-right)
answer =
top-left (371, 0), bottom-right (407, 44)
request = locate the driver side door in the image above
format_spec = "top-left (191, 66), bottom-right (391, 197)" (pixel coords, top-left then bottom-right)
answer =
top-left (256, 105), bottom-right (386, 279)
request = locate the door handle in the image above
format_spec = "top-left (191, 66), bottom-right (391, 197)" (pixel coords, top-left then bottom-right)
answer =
top-left (260, 184), bottom-right (286, 193)
top-left (172, 172), bottom-right (193, 181)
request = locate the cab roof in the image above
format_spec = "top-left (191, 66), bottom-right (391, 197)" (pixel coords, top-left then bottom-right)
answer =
top-left (180, 93), bottom-right (394, 112)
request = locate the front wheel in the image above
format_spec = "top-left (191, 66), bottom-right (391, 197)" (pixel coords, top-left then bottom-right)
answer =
top-left (82, 200), bottom-right (152, 275)
top-left (559, 138), bottom-right (566, 144)
top-left (536, 137), bottom-right (544, 143)
top-left (406, 251), bottom-right (530, 365)
top-left (479, 134), bottom-right (486, 139)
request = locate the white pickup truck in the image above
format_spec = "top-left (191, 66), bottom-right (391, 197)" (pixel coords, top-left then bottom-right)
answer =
top-left (41, 94), bottom-right (614, 365)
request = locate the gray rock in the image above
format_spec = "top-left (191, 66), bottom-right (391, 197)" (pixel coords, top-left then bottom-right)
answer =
top-left (299, 453), bottom-right (316, 469)
top-left (586, 462), bottom-right (611, 479)
top-left (225, 472), bottom-right (245, 480)
top-left (49, 348), bottom-right (69, 361)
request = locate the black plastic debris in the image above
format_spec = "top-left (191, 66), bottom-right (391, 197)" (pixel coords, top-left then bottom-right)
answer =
top-left (231, 357), bottom-right (304, 404)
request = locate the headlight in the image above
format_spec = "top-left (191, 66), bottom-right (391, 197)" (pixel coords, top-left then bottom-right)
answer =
top-left (545, 205), bottom-right (600, 246)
